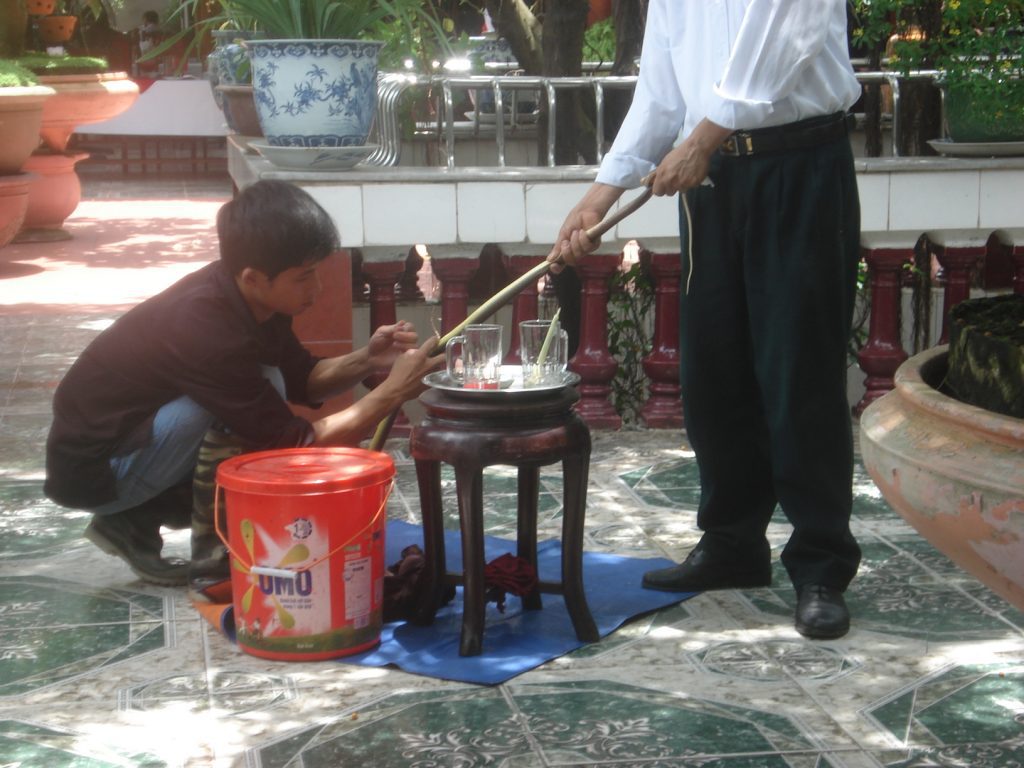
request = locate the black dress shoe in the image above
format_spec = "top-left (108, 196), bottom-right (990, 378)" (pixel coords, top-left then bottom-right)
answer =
top-left (641, 547), bottom-right (772, 593)
top-left (795, 585), bottom-right (850, 639)
top-left (85, 511), bottom-right (189, 587)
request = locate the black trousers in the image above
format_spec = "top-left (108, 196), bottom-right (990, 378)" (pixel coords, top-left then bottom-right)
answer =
top-left (679, 125), bottom-right (862, 591)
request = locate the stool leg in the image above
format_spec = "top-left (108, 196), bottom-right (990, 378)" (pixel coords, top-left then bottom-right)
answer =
top-left (455, 465), bottom-right (486, 656)
top-left (562, 452), bottom-right (599, 642)
top-left (517, 465), bottom-right (543, 611)
top-left (413, 459), bottom-right (446, 626)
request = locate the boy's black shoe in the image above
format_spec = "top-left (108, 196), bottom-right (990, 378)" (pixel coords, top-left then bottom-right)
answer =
top-left (85, 509), bottom-right (189, 586)
top-left (795, 585), bottom-right (850, 639)
top-left (641, 546), bottom-right (772, 592)
top-left (150, 479), bottom-right (193, 530)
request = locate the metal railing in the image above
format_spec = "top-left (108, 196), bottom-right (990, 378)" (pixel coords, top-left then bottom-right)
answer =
top-left (368, 70), bottom-right (943, 169)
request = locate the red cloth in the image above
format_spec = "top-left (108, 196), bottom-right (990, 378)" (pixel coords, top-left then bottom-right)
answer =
top-left (484, 553), bottom-right (538, 612)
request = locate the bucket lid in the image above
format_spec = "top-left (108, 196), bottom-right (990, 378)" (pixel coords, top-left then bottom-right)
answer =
top-left (216, 447), bottom-right (395, 495)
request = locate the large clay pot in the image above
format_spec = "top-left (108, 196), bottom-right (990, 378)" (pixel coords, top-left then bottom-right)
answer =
top-left (0, 174), bottom-right (32, 251)
top-left (0, 85), bottom-right (55, 174)
top-left (37, 72), bottom-right (139, 152)
top-left (860, 346), bottom-right (1024, 611)
top-left (13, 151), bottom-right (87, 242)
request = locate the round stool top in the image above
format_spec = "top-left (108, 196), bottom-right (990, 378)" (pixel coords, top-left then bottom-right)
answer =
top-left (418, 385), bottom-right (579, 425)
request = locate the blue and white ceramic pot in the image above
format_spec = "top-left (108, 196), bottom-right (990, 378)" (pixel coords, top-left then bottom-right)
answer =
top-left (248, 39), bottom-right (384, 147)
top-left (206, 30), bottom-right (259, 109)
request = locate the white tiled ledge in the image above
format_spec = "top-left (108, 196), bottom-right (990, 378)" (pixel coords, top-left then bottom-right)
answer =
top-left (228, 138), bottom-right (1024, 255)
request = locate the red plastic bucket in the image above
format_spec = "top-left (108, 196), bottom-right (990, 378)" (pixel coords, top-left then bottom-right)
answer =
top-left (215, 447), bottom-right (394, 661)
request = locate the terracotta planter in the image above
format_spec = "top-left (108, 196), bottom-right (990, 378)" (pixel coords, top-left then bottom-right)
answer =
top-left (13, 151), bottom-right (87, 242)
top-left (860, 346), bottom-right (1024, 611)
top-left (587, 0), bottom-right (613, 26)
top-left (37, 15), bottom-right (78, 45)
top-left (26, 0), bottom-right (57, 15)
top-left (0, 174), bottom-right (32, 251)
top-left (215, 84), bottom-right (263, 137)
top-left (0, 85), bottom-right (55, 174)
top-left (37, 72), bottom-right (139, 152)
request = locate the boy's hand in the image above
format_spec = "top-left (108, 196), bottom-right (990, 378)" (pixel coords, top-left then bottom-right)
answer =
top-left (380, 337), bottom-right (443, 402)
top-left (366, 321), bottom-right (419, 369)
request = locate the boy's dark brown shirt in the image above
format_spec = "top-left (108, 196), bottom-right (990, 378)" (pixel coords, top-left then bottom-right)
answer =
top-left (45, 261), bottom-right (320, 508)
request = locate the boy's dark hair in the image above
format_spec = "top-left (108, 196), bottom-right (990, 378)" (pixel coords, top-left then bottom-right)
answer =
top-left (217, 180), bottom-right (340, 279)
top-left (142, 10), bottom-right (159, 24)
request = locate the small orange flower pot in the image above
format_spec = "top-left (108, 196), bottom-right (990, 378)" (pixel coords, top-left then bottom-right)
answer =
top-left (26, 0), bottom-right (57, 16)
top-left (38, 15), bottom-right (78, 45)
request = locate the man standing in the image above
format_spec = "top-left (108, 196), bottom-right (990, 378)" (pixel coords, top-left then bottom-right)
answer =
top-left (551, 1), bottom-right (862, 639)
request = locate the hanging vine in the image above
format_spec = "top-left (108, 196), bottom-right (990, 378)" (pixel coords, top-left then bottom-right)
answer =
top-left (607, 259), bottom-right (654, 425)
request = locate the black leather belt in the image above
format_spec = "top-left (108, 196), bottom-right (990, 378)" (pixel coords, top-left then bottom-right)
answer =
top-left (719, 112), bottom-right (850, 157)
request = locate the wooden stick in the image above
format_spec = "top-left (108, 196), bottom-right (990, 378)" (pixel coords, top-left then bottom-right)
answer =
top-left (367, 186), bottom-right (653, 451)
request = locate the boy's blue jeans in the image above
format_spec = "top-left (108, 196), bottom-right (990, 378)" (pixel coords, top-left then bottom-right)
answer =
top-left (90, 368), bottom-right (286, 516)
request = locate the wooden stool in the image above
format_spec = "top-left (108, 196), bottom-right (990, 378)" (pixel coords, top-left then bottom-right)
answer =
top-left (410, 386), bottom-right (599, 656)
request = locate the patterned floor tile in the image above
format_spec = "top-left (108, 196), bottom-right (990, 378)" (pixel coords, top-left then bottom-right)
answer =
top-left (0, 482), bottom-right (88, 559)
top-left (0, 717), bottom-right (167, 767)
top-left (865, 661), bottom-right (1024, 748)
top-left (3, 196), bottom-right (1024, 768)
top-left (0, 578), bottom-right (174, 698)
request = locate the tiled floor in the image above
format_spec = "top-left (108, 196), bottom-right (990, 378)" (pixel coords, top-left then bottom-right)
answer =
top-left (1, 173), bottom-right (1022, 768)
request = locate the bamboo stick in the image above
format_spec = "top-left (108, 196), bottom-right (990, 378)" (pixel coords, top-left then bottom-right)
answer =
top-left (367, 186), bottom-right (653, 451)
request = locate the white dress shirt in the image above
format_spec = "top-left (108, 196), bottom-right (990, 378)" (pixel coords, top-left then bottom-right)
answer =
top-left (597, 0), bottom-right (862, 188)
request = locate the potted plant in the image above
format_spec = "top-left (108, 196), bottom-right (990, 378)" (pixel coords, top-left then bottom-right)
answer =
top-left (0, 60), bottom-right (55, 174)
top-left (888, 0), bottom-right (1024, 145)
top-left (10, 53), bottom-right (137, 242)
top-left (163, 0), bottom-right (450, 148)
top-left (0, 60), bottom-right (54, 252)
top-left (36, 2), bottom-right (79, 47)
top-left (15, 52), bottom-right (138, 151)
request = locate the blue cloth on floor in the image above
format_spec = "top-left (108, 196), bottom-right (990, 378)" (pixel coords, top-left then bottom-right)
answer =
top-left (342, 520), bottom-right (696, 685)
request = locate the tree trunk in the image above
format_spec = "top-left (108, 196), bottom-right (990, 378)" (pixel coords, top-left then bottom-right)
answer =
top-left (897, 1), bottom-right (943, 156)
top-left (611, 0), bottom-right (645, 75)
top-left (1, 0), bottom-right (27, 58)
top-left (604, 0), bottom-right (647, 146)
top-left (543, 0), bottom-right (593, 164)
top-left (484, 0), bottom-right (543, 73)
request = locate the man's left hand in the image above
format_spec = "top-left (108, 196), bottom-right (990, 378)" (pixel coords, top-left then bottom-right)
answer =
top-left (366, 321), bottom-right (420, 369)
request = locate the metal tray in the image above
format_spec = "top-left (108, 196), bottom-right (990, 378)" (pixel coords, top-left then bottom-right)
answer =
top-left (423, 365), bottom-right (580, 401)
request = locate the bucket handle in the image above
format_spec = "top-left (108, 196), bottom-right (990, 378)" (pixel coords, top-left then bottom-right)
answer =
top-left (214, 479), bottom-right (394, 580)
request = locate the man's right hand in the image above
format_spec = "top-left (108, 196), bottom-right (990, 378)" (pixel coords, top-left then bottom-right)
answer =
top-left (547, 182), bottom-right (624, 270)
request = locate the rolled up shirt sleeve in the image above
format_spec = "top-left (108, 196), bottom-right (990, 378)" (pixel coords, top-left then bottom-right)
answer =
top-left (596, 0), bottom-right (685, 189)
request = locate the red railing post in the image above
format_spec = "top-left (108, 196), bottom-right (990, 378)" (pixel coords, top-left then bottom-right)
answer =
top-left (640, 245), bottom-right (683, 428)
top-left (430, 247), bottom-right (481, 334)
top-left (995, 229), bottom-right (1024, 295)
top-left (854, 233), bottom-right (915, 417)
top-left (360, 250), bottom-right (409, 434)
top-left (928, 230), bottom-right (986, 344)
top-left (571, 250), bottom-right (623, 429)
top-left (501, 248), bottom-right (546, 364)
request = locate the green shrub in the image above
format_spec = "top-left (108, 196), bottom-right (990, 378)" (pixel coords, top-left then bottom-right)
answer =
top-left (16, 53), bottom-right (108, 75)
top-left (0, 59), bottom-right (39, 87)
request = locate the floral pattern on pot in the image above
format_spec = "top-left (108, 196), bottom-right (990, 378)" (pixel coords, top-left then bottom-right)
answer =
top-left (249, 39), bottom-right (383, 148)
